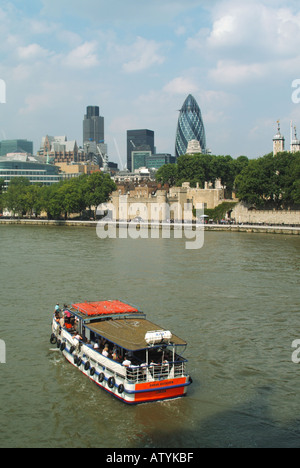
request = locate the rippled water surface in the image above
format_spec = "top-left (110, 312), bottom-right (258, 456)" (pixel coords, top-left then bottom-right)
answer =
top-left (0, 224), bottom-right (300, 448)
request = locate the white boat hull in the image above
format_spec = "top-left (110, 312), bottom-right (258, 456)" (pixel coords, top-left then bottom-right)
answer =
top-left (51, 319), bottom-right (191, 404)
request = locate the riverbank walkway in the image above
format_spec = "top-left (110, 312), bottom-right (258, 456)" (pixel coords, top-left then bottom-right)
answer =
top-left (1, 218), bottom-right (299, 235)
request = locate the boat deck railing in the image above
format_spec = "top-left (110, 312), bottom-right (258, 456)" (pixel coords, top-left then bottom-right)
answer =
top-left (55, 319), bottom-right (188, 386)
top-left (125, 361), bottom-right (186, 383)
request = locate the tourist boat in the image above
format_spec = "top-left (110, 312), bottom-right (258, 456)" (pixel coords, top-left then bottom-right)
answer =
top-left (50, 300), bottom-right (192, 404)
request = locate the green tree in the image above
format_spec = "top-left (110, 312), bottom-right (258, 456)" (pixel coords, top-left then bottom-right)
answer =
top-left (4, 177), bottom-right (31, 216)
top-left (235, 152), bottom-right (300, 208)
top-left (82, 172), bottom-right (116, 219)
top-left (235, 159), bottom-right (266, 206)
top-left (215, 155), bottom-right (235, 190)
top-left (176, 154), bottom-right (205, 187)
top-left (155, 164), bottom-right (178, 186)
top-left (290, 152), bottom-right (300, 204)
top-left (58, 177), bottom-right (86, 219)
top-left (23, 184), bottom-right (44, 217)
top-left (41, 183), bottom-right (65, 220)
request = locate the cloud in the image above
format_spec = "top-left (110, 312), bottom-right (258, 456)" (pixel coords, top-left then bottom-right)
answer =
top-left (122, 37), bottom-right (165, 73)
top-left (209, 60), bottom-right (267, 85)
top-left (188, 1), bottom-right (300, 60)
top-left (64, 41), bottom-right (99, 69)
top-left (17, 43), bottom-right (52, 60)
top-left (163, 77), bottom-right (199, 95)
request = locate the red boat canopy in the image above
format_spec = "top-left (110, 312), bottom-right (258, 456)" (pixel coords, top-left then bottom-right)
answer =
top-left (71, 300), bottom-right (139, 317)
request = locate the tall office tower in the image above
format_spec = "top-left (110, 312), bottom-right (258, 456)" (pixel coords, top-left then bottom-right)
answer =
top-left (175, 94), bottom-right (206, 158)
top-left (127, 129), bottom-right (155, 171)
top-left (83, 106), bottom-right (104, 145)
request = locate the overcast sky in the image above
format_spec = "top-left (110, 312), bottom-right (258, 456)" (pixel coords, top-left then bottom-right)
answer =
top-left (1, 0), bottom-right (300, 168)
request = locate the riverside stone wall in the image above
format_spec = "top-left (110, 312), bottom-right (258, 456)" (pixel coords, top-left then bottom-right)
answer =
top-left (231, 203), bottom-right (300, 226)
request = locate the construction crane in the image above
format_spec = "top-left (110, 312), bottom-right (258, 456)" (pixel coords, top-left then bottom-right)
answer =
top-left (97, 144), bottom-right (109, 173)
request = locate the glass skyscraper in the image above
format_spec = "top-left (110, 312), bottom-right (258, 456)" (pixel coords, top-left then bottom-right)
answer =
top-left (175, 94), bottom-right (206, 158)
top-left (127, 129), bottom-right (155, 172)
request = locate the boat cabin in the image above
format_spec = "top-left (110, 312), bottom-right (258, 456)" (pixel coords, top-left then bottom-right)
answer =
top-left (58, 300), bottom-right (188, 383)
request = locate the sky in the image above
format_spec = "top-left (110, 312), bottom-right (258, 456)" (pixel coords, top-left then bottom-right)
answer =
top-left (1, 0), bottom-right (300, 168)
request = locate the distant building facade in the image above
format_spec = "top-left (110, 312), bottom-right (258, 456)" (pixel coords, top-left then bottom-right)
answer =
top-left (131, 151), bottom-right (176, 171)
top-left (272, 120), bottom-right (300, 155)
top-left (186, 139), bottom-right (202, 155)
top-left (0, 157), bottom-right (61, 189)
top-left (83, 106), bottom-right (104, 146)
top-left (127, 129), bottom-right (155, 172)
top-left (290, 125), bottom-right (300, 153)
top-left (108, 180), bottom-right (227, 222)
top-left (273, 121), bottom-right (285, 155)
top-left (38, 136), bottom-right (83, 164)
top-left (175, 95), bottom-right (207, 158)
top-left (0, 139), bottom-right (33, 157)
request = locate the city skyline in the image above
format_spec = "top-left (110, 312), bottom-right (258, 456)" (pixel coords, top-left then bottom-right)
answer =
top-left (1, 1), bottom-right (300, 167)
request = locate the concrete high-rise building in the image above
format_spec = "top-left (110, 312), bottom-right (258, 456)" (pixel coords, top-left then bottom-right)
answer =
top-left (83, 106), bottom-right (104, 146)
top-left (175, 95), bottom-right (206, 158)
top-left (127, 129), bottom-right (155, 172)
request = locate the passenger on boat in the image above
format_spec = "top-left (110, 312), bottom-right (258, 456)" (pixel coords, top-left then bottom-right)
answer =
top-left (122, 356), bottom-right (131, 367)
top-left (70, 316), bottom-right (76, 328)
top-left (64, 308), bottom-right (72, 322)
top-left (112, 348), bottom-right (121, 361)
top-left (102, 345), bottom-right (109, 357)
top-left (149, 360), bottom-right (158, 376)
top-left (54, 310), bottom-right (60, 322)
top-left (65, 322), bottom-right (73, 331)
top-left (93, 342), bottom-right (100, 350)
top-left (74, 333), bottom-right (82, 341)
top-left (55, 304), bottom-right (60, 313)
top-left (99, 337), bottom-right (107, 349)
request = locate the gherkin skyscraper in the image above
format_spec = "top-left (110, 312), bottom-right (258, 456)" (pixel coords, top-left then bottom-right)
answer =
top-left (175, 94), bottom-right (206, 158)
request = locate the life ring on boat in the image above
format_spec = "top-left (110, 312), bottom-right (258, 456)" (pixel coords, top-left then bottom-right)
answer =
top-left (90, 367), bottom-right (95, 376)
top-left (98, 373), bottom-right (105, 383)
top-left (50, 334), bottom-right (57, 345)
top-left (84, 361), bottom-right (90, 371)
top-left (60, 342), bottom-right (66, 351)
top-left (77, 357), bottom-right (82, 367)
top-left (74, 355), bottom-right (78, 364)
top-left (70, 346), bottom-right (75, 355)
top-left (108, 377), bottom-right (115, 389)
top-left (118, 384), bottom-right (124, 394)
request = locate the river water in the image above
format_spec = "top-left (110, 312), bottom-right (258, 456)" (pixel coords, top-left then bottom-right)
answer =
top-left (0, 224), bottom-right (299, 448)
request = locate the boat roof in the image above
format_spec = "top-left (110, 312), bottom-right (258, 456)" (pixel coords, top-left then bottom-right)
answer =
top-left (85, 317), bottom-right (187, 351)
top-left (71, 300), bottom-right (140, 317)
